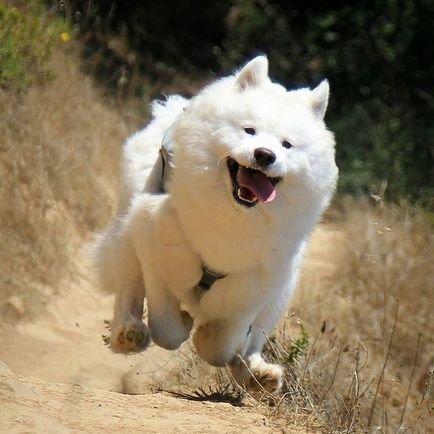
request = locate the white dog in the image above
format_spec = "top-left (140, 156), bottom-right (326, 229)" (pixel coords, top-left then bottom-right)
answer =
top-left (95, 56), bottom-right (338, 392)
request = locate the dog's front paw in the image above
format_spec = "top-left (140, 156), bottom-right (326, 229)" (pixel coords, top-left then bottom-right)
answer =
top-left (111, 319), bottom-right (150, 354)
top-left (230, 354), bottom-right (283, 394)
top-left (148, 309), bottom-right (193, 351)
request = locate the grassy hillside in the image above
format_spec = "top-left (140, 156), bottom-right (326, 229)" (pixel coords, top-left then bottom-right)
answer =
top-left (0, 4), bottom-right (432, 433)
top-left (0, 44), bottom-right (141, 320)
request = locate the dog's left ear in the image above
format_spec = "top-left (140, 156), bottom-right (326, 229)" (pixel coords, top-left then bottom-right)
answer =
top-left (311, 80), bottom-right (330, 119)
top-left (235, 56), bottom-right (269, 90)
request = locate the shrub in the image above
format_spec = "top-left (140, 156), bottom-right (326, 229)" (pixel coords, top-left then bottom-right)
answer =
top-left (0, 2), bottom-right (70, 90)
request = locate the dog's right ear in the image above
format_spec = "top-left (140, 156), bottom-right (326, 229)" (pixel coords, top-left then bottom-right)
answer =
top-left (235, 56), bottom-right (269, 90)
top-left (310, 80), bottom-right (330, 120)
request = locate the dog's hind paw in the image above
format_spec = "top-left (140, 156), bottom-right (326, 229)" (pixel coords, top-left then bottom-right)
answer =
top-left (230, 354), bottom-right (283, 394)
top-left (111, 319), bottom-right (150, 354)
top-left (248, 362), bottom-right (283, 393)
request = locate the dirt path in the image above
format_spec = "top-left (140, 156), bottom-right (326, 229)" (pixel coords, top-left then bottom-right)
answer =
top-left (0, 254), bottom-right (174, 392)
top-left (0, 225), bottom-right (342, 433)
top-left (0, 362), bottom-right (276, 434)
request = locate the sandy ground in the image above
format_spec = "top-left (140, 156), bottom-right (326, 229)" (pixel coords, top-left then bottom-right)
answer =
top-left (0, 225), bottom-right (341, 433)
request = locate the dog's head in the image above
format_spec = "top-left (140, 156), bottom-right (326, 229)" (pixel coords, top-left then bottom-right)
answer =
top-left (171, 56), bottom-right (338, 229)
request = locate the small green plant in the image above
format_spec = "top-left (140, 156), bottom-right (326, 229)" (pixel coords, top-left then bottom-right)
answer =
top-left (0, 3), bottom-right (70, 90)
top-left (286, 321), bottom-right (309, 364)
top-left (264, 319), bottom-right (310, 366)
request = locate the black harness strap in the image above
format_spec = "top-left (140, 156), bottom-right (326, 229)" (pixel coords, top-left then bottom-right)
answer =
top-left (159, 148), bottom-right (167, 193)
top-left (197, 265), bottom-right (227, 291)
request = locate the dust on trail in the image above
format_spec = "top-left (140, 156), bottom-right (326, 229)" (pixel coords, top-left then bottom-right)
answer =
top-left (0, 225), bottom-right (341, 433)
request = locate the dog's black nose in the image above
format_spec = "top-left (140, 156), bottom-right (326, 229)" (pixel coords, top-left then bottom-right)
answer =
top-left (254, 147), bottom-right (276, 168)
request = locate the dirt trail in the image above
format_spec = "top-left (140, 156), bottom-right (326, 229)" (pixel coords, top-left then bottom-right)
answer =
top-left (0, 252), bottom-right (177, 392)
top-left (0, 362), bottom-right (275, 434)
top-left (0, 225), bottom-right (342, 433)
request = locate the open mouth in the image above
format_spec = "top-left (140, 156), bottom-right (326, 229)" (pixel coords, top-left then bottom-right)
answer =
top-left (227, 157), bottom-right (282, 208)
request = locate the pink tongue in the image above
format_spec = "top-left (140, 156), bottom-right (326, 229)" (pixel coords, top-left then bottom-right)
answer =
top-left (237, 167), bottom-right (276, 203)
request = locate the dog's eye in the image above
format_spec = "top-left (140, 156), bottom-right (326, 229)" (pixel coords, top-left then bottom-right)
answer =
top-left (244, 127), bottom-right (256, 136)
top-left (282, 140), bottom-right (293, 149)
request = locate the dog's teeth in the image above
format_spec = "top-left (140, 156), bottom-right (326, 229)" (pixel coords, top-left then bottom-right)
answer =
top-left (237, 188), bottom-right (257, 204)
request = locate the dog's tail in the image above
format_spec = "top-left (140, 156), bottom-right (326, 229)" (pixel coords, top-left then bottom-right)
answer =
top-left (150, 95), bottom-right (188, 126)
top-left (120, 95), bottom-right (189, 207)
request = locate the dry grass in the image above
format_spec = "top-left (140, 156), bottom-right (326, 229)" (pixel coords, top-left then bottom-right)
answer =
top-left (268, 198), bottom-right (433, 432)
top-left (0, 46), bottom-right (140, 321)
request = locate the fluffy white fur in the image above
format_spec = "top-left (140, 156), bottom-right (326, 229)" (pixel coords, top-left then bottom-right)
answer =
top-left (95, 56), bottom-right (338, 393)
